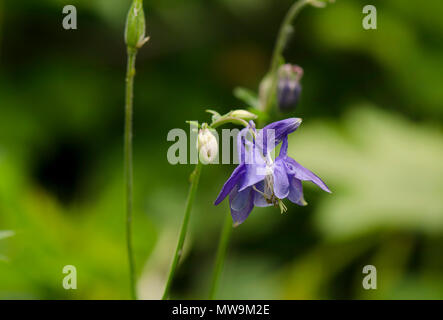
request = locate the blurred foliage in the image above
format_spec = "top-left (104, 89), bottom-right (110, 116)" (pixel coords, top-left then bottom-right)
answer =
top-left (291, 107), bottom-right (443, 239)
top-left (0, 0), bottom-right (442, 299)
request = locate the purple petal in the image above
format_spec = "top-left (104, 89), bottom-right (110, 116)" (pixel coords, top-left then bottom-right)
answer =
top-left (214, 163), bottom-right (245, 205)
top-left (288, 177), bottom-right (307, 206)
top-left (231, 186), bottom-right (253, 211)
top-left (229, 185), bottom-right (255, 225)
top-left (238, 163), bottom-right (266, 191)
top-left (236, 127), bottom-right (249, 164)
top-left (256, 118), bottom-right (302, 155)
top-left (266, 117), bottom-right (301, 135)
top-left (278, 80), bottom-right (302, 112)
top-left (272, 159), bottom-right (290, 199)
top-left (279, 136), bottom-right (288, 158)
top-left (284, 157), bottom-right (331, 193)
top-left (236, 125), bottom-right (256, 164)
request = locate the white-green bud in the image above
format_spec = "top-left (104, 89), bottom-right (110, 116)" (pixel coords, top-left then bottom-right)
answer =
top-left (197, 128), bottom-right (218, 164)
top-left (125, 0), bottom-right (149, 50)
top-left (230, 110), bottom-right (258, 121)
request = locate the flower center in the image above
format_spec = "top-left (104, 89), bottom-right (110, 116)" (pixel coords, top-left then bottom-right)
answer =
top-left (252, 147), bottom-right (288, 213)
top-left (262, 164), bottom-right (287, 213)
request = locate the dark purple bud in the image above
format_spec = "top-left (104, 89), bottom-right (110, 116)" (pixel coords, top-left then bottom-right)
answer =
top-left (277, 64), bottom-right (303, 112)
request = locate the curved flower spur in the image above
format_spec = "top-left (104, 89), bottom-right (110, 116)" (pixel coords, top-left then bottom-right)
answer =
top-left (214, 118), bottom-right (331, 226)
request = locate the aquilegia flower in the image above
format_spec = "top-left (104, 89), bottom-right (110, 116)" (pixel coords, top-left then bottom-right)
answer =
top-left (214, 118), bottom-right (330, 225)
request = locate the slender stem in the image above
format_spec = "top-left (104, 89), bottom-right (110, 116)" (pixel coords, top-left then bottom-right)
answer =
top-left (162, 162), bottom-right (203, 300)
top-left (262, 0), bottom-right (310, 117)
top-left (125, 48), bottom-right (138, 300)
top-left (208, 210), bottom-right (232, 299)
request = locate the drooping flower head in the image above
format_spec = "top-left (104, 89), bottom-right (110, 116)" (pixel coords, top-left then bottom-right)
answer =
top-left (214, 118), bottom-right (330, 226)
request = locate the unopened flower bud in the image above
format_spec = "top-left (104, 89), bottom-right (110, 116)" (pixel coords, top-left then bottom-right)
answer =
top-left (197, 128), bottom-right (218, 164)
top-left (230, 110), bottom-right (257, 121)
top-left (277, 64), bottom-right (303, 112)
top-left (125, 0), bottom-right (149, 50)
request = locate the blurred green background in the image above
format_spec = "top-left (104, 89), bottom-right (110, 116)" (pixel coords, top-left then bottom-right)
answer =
top-left (0, 0), bottom-right (442, 299)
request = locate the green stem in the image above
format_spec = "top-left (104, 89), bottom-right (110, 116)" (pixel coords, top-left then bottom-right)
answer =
top-left (211, 117), bottom-right (249, 129)
top-left (162, 162), bottom-right (203, 300)
top-left (262, 0), bottom-right (310, 117)
top-left (208, 210), bottom-right (232, 299)
top-left (125, 48), bottom-right (138, 300)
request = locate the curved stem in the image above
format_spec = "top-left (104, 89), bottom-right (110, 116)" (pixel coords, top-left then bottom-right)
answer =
top-left (262, 0), bottom-right (310, 117)
top-left (162, 162), bottom-right (203, 300)
top-left (125, 48), bottom-right (137, 300)
top-left (208, 210), bottom-right (232, 299)
top-left (211, 117), bottom-right (250, 129)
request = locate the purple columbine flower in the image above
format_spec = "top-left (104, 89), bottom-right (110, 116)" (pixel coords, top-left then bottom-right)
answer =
top-left (277, 64), bottom-right (303, 112)
top-left (214, 118), bottom-right (331, 226)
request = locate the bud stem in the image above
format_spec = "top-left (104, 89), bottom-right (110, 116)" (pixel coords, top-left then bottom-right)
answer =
top-left (162, 162), bottom-right (203, 299)
top-left (261, 0), bottom-right (310, 123)
top-left (124, 48), bottom-right (138, 300)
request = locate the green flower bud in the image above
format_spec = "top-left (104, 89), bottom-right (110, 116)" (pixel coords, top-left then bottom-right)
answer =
top-left (125, 0), bottom-right (149, 50)
top-left (230, 109), bottom-right (258, 121)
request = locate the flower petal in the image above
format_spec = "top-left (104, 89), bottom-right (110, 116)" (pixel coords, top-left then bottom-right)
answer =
top-left (262, 118), bottom-right (302, 144)
top-left (279, 136), bottom-right (288, 158)
top-left (236, 127), bottom-right (249, 164)
top-left (229, 185), bottom-right (255, 225)
top-left (214, 163), bottom-right (245, 205)
top-left (236, 125), bottom-right (256, 164)
top-left (256, 118), bottom-right (302, 155)
top-left (288, 177), bottom-right (307, 206)
top-left (231, 186), bottom-right (253, 211)
top-left (238, 163), bottom-right (266, 191)
top-left (272, 159), bottom-right (290, 199)
top-left (284, 157), bottom-right (331, 193)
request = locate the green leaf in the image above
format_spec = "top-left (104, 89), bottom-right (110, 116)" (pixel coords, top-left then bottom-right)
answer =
top-left (233, 87), bottom-right (260, 109)
top-left (288, 106), bottom-right (443, 240)
top-left (205, 109), bottom-right (222, 123)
